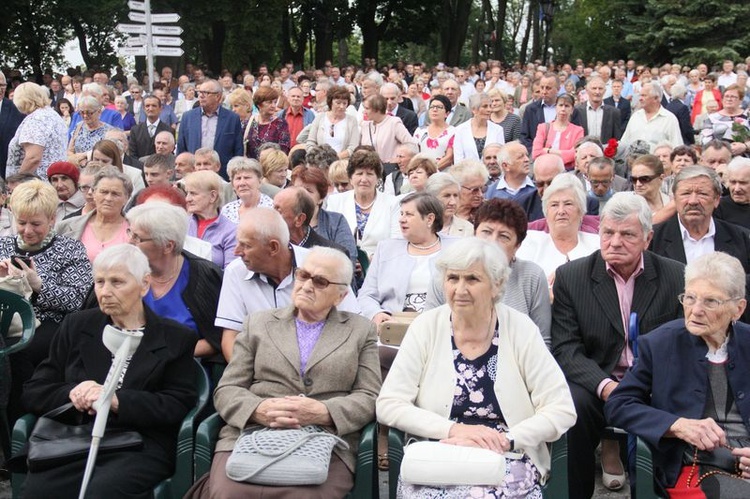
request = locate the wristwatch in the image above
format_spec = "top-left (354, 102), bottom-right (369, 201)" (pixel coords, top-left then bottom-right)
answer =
top-left (505, 431), bottom-right (515, 451)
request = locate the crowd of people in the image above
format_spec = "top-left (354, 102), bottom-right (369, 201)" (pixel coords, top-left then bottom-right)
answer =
top-left (2, 54), bottom-right (750, 498)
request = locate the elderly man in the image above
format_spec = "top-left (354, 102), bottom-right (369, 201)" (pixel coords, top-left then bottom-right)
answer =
top-left (273, 187), bottom-right (348, 256)
top-left (715, 157), bottom-right (750, 229)
top-left (0, 72), bottom-right (24, 178)
top-left (572, 141), bottom-right (604, 188)
top-left (176, 79), bottom-right (243, 179)
top-left (553, 192), bottom-right (686, 498)
top-left (574, 76), bottom-right (622, 143)
top-left (174, 152), bottom-right (196, 181)
top-left (700, 139), bottom-right (733, 178)
top-left (194, 147), bottom-right (235, 206)
top-left (215, 207), bottom-right (360, 362)
top-left (380, 83), bottom-right (418, 134)
top-left (423, 78), bottom-right (472, 127)
top-left (585, 157), bottom-right (631, 214)
top-left (277, 86), bottom-right (314, 147)
top-left (47, 161), bottom-right (85, 222)
top-left (140, 130), bottom-right (176, 168)
top-left (604, 80), bottom-right (632, 128)
top-left (481, 142), bottom-right (503, 185)
top-left (129, 95), bottom-right (172, 159)
top-left (383, 143), bottom-right (418, 196)
top-left (620, 82), bottom-right (683, 150)
top-left (649, 166), bottom-right (750, 322)
top-left (518, 153), bottom-right (566, 221)
top-left (485, 141), bottom-right (534, 200)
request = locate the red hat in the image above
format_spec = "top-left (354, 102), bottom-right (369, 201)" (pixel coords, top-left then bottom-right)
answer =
top-left (46, 161), bottom-right (80, 185)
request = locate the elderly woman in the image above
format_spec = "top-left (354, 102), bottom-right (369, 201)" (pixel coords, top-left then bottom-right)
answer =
top-left (360, 94), bottom-right (417, 162)
top-left (425, 172), bottom-right (474, 237)
top-left (403, 154), bottom-right (438, 195)
top-left (532, 94), bottom-right (585, 169)
top-left (220, 156), bottom-right (274, 224)
top-left (189, 246), bottom-right (381, 498)
top-left (0, 180), bottom-right (92, 421)
top-left (290, 164), bottom-right (357, 265)
top-left (325, 148), bottom-right (400, 258)
top-left (244, 87), bottom-right (290, 159)
top-left (125, 201), bottom-right (223, 359)
top-left (606, 252), bottom-right (750, 498)
top-left (306, 85), bottom-right (361, 159)
top-left (451, 159), bottom-right (490, 223)
top-left (184, 170), bottom-right (237, 269)
top-left (701, 84), bottom-right (750, 155)
top-left (453, 93), bottom-right (505, 163)
top-left (67, 96), bottom-right (114, 166)
top-left (377, 237), bottom-right (576, 498)
top-left (56, 167), bottom-right (132, 262)
top-left (20, 244), bottom-right (198, 498)
top-left (5, 82), bottom-right (68, 178)
top-left (413, 95), bottom-right (456, 170)
top-left (516, 174), bottom-right (600, 282)
top-left (358, 192), bottom-right (452, 323)
top-left (690, 73), bottom-right (722, 125)
top-left (175, 83), bottom-right (198, 122)
top-left (112, 95), bottom-right (136, 132)
top-left (259, 148), bottom-right (289, 197)
top-left (488, 88), bottom-right (522, 143)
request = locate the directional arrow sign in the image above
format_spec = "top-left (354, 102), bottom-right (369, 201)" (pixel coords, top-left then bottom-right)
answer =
top-left (125, 37), bottom-right (145, 47)
top-left (128, 0), bottom-right (145, 11)
top-left (151, 13), bottom-right (180, 23)
top-left (152, 36), bottom-right (183, 46)
top-left (152, 25), bottom-right (183, 35)
top-left (153, 46), bottom-right (184, 57)
top-left (128, 11), bottom-right (146, 22)
top-left (118, 46), bottom-right (147, 57)
top-left (117, 23), bottom-right (147, 34)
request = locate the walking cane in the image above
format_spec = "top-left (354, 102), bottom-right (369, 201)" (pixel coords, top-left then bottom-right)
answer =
top-left (78, 325), bottom-right (143, 499)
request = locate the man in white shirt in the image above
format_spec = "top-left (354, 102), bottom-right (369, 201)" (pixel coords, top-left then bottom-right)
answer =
top-left (717, 59), bottom-right (738, 89)
top-left (620, 82), bottom-right (683, 150)
top-left (456, 69), bottom-right (475, 106)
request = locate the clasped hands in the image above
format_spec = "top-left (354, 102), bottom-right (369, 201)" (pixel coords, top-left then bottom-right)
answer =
top-left (252, 396), bottom-right (332, 429)
top-left (670, 417), bottom-right (750, 478)
top-left (69, 380), bottom-right (119, 415)
top-left (441, 422), bottom-right (512, 454)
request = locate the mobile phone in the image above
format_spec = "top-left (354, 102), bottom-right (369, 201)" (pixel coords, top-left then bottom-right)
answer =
top-left (12, 255), bottom-right (32, 267)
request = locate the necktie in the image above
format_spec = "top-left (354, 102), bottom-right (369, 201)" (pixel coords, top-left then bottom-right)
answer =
top-left (148, 124), bottom-right (156, 137)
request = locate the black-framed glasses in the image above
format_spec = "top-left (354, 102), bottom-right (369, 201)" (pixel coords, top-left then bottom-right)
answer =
top-left (197, 90), bottom-right (220, 96)
top-left (294, 268), bottom-right (348, 289)
top-left (461, 184), bottom-right (487, 195)
top-left (631, 174), bottom-right (658, 185)
top-left (677, 293), bottom-right (740, 310)
top-left (429, 105), bottom-right (445, 111)
top-left (126, 228), bottom-right (154, 244)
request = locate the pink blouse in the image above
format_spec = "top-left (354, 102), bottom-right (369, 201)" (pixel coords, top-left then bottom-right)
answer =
top-left (81, 220), bottom-right (130, 262)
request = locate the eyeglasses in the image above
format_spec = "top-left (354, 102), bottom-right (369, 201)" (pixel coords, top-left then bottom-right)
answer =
top-left (534, 179), bottom-right (553, 188)
top-left (79, 185), bottom-right (93, 193)
top-left (333, 181), bottom-right (349, 190)
top-left (678, 293), bottom-right (740, 310)
top-left (197, 90), bottom-right (220, 96)
top-left (294, 268), bottom-right (348, 289)
top-left (79, 110), bottom-right (99, 115)
top-left (723, 94), bottom-right (740, 100)
top-left (588, 179), bottom-right (612, 187)
top-left (126, 228), bottom-right (154, 244)
top-left (429, 105), bottom-right (445, 111)
top-left (631, 174), bottom-right (658, 184)
top-left (461, 185), bottom-right (487, 195)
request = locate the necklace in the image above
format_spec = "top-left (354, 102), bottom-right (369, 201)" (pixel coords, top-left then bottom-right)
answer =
top-left (355, 196), bottom-right (376, 211)
top-left (409, 237), bottom-right (440, 251)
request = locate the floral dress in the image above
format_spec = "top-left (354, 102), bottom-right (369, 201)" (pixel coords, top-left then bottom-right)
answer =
top-left (398, 322), bottom-right (542, 499)
top-left (244, 116), bottom-right (291, 159)
top-left (414, 125), bottom-right (455, 163)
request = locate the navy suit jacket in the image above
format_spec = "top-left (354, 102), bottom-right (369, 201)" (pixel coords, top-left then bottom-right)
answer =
top-left (665, 99), bottom-right (695, 145)
top-left (603, 97), bottom-right (631, 128)
top-left (605, 319), bottom-right (750, 490)
top-left (520, 99), bottom-right (582, 153)
top-left (0, 98), bottom-right (25, 177)
top-left (176, 106), bottom-right (243, 178)
top-left (574, 103), bottom-right (623, 142)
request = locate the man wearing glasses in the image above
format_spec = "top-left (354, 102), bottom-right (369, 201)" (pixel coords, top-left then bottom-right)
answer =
top-left (177, 79), bottom-right (243, 180)
top-left (586, 157), bottom-right (631, 214)
top-left (0, 73), bottom-right (24, 178)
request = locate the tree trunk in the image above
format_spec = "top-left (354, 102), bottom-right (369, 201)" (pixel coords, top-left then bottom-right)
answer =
top-left (494, 0), bottom-right (508, 62)
top-left (281, 6), bottom-right (308, 66)
top-left (338, 38), bottom-right (348, 67)
top-left (440, 0), bottom-right (472, 66)
top-left (202, 20), bottom-right (225, 75)
top-left (519, 0), bottom-right (533, 64)
top-left (531, 0), bottom-right (541, 61)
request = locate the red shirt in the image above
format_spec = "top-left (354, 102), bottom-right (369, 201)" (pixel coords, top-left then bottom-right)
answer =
top-left (285, 106), bottom-right (305, 146)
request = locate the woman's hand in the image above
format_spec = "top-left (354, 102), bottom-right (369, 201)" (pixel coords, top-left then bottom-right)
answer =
top-left (372, 312), bottom-right (392, 326)
top-left (7, 257), bottom-right (42, 293)
top-left (252, 396), bottom-right (332, 428)
top-left (441, 423), bottom-right (510, 453)
top-left (667, 417), bottom-right (726, 450)
top-left (69, 381), bottom-right (120, 415)
top-left (731, 447), bottom-right (750, 478)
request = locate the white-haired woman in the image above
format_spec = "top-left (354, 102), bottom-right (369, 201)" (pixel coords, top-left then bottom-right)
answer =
top-left (67, 95), bottom-right (114, 166)
top-left (126, 201), bottom-right (223, 359)
top-left (516, 173), bottom-right (600, 283)
top-left (425, 172), bottom-right (474, 237)
top-left (377, 237), bottom-right (576, 498)
top-left (453, 92), bottom-right (505, 163)
top-left (21, 244), bottom-right (198, 497)
top-left (6, 82), bottom-right (68, 178)
top-left (219, 157), bottom-right (274, 224)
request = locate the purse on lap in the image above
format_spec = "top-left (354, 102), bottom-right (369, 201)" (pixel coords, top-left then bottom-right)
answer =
top-left (225, 426), bottom-right (349, 486)
top-left (400, 440), bottom-right (520, 487)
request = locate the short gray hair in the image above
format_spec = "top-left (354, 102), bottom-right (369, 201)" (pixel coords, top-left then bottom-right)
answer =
top-left (307, 246), bottom-right (353, 286)
top-left (364, 71), bottom-right (384, 88)
top-left (670, 82), bottom-right (687, 99)
top-left (241, 207), bottom-right (290, 247)
top-left (195, 148), bottom-right (220, 166)
top-left (449, 159), bottom-right (489, 185)
top-left (435, 237), bottom-right (511, 303)
top-left (685, 252), bottom-right (746, 300)
top-left (542, 173), bottom-right (587, 217)
top-left (727, 156), bottom-right (750, 175)
top-left (82, 82), bottom-right (104, 98)
top-left (126, 201), bottom-right (188, 254)
top-left (673, 165), bottom-right (722, 197)
top-left (93, 166), bottom-right (133, 198)
top-left (468, 92), bottom-right (490, 110)
top-left (227, 156), bottom-right (262, 181)
top-left (425, 172), bottom-right (461, 197)
top-left (600, 192), bottom-right (653, 238)
top-left (397, 142), bottom-right (419, 156)
top-left (93, 244), bottom-right (151, 282)
top-left (642, 82), bottom-right (664, 102)
top-left (78, 95), bottom-right (102, 112)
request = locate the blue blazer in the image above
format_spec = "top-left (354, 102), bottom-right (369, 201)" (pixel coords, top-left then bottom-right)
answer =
top-left (605, 319), bottom-right (750, 490)
top-left (176, 106), bottom-right (243, 178)
top-left (0, 98), bottom-right (25, 177)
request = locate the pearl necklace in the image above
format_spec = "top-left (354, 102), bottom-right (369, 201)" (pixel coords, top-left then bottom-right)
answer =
top-left (355, 196), bottom-right (376, 211)
top-left (409, 237), bottom-right (440, 251)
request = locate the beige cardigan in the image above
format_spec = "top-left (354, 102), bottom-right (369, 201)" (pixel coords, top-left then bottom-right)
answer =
top-left (376, 303), bottom-right (576, 478)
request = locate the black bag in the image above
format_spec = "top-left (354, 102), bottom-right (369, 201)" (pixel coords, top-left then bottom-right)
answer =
top-left (7, 402), bottom-right (143, 473)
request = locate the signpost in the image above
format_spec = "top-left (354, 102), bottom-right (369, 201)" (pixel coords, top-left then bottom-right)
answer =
top-left (118, 0), bottom-right (183, 93)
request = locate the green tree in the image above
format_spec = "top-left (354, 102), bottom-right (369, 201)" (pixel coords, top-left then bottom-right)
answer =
top-left (550, 0), bottom-right (629, 63)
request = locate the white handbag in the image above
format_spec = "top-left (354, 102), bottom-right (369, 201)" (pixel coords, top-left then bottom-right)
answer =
top-left (400, 441), bottom-right (518, 487)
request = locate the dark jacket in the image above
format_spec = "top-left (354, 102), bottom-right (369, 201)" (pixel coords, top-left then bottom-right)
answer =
top-left (182, 251), bottom-right (224, 354)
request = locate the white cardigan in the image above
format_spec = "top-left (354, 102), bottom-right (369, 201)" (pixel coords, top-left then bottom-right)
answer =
top-left (325, 190), bottom-right (401, 257)
top-left (376, 303), bottom-right (576, 478)
top-left (452, 119), bottom-right (505, 163)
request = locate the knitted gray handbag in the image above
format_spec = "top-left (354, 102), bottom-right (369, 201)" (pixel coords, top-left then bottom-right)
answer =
top-left (225, 426), bottom-right (349, 485)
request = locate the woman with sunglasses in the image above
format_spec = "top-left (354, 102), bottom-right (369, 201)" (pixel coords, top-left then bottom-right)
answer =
top-left (631, 154), bottom-right (669, 212)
